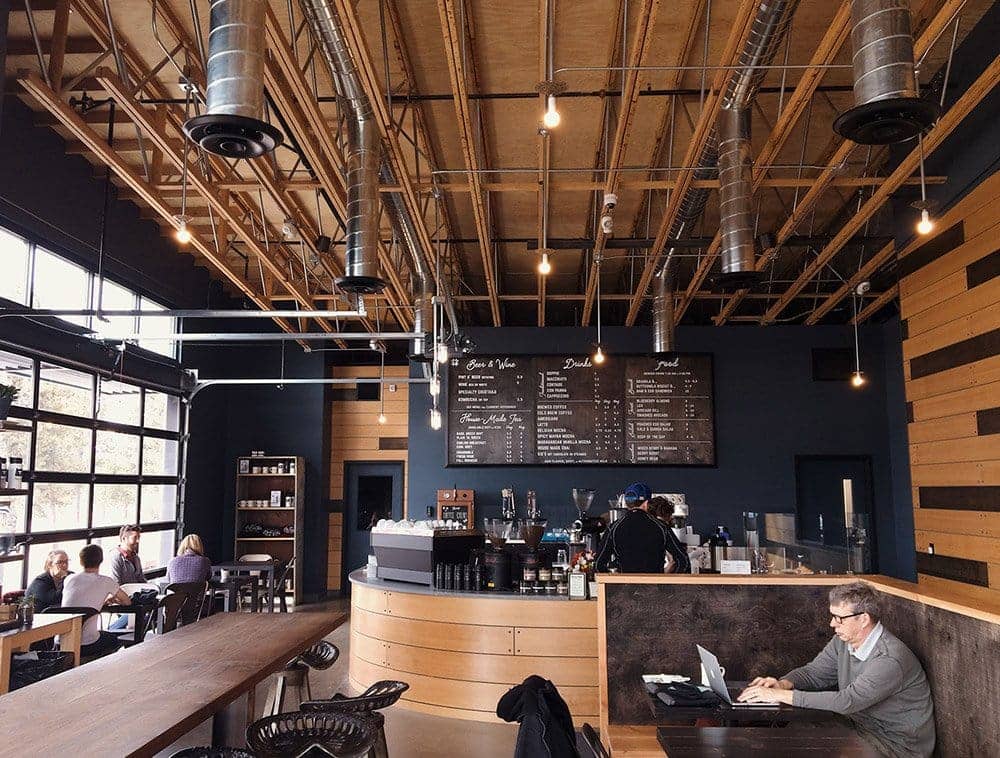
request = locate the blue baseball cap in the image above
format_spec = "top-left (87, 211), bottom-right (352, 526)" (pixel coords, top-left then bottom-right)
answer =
top-left (623, 482), bottom-right (652, 506)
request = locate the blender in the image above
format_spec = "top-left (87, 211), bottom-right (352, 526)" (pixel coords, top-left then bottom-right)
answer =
top-left (571, 488), bottom-right (604, 553)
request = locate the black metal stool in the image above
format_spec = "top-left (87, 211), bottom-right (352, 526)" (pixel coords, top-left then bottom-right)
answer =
top-left (262, 640), bottom-right (340, 716)
top-left (246, 711), bottom-right (375, 758)
top-left (168, 748), bottom-right (254, 758)
top-left (301, 680), bottom-right (410, 758)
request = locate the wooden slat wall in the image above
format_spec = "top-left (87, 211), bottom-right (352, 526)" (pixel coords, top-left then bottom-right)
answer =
top-left (899, 168), bottom-right (1000, 608)
top-left (327, 365), bottom-right (410, 592)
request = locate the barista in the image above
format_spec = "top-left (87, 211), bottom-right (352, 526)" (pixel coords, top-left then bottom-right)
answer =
top-left (595, 483), bottom-right (691, 574)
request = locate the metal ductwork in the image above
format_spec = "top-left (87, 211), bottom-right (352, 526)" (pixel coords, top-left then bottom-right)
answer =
top-left (652, 265), bottom-right (676, 354)
top-left (717, 107), bottom-right (756, 285)
top-left (301, 0), bottom-right (386, 294)
top-left (184, 0), bottom-right (282, 158)
top-left (834, 0), bottom-right (938, 144)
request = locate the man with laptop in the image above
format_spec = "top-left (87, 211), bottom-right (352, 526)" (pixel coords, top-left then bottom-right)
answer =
top-left (736, 582), bottom-right (935, 758)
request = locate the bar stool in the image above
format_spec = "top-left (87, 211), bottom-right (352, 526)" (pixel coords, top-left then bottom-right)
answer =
top-left (301, 680), bottom-right (410, 758)
top-left (262, 640), bottom-right (340, 716)
top-left (168, 749), bottom-right (254, 758)
top-left (246, 711), bottom-right (375, 758)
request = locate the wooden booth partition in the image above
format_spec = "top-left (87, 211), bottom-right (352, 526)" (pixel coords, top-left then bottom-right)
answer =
top-left (898, 167), bottom-right (1000, 610)
top-left (597, 574), bottom-right (1000, 758)
top-left (327, 365), bottom-right (410, 593)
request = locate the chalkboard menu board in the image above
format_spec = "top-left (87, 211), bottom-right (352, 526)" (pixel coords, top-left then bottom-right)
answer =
top-left (447, 354), bottom-right (714, 466)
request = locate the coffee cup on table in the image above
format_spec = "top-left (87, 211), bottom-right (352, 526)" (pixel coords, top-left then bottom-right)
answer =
top-left (220, 569), bottom-right (230, 582)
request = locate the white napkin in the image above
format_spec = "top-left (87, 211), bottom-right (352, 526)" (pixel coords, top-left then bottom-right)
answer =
top-left (642, 674), bottom-right (691, 684)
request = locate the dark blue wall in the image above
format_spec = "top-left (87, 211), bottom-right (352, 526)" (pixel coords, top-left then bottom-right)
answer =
top-left (408, 324), bottom-right (914, 578)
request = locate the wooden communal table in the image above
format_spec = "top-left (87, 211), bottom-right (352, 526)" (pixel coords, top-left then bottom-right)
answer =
top-left (0, 613), bottom-right (83, 695)
top-left (656, 726), bottom-right (881, 757)
top-left (0, 612), bottom-right (346, 756)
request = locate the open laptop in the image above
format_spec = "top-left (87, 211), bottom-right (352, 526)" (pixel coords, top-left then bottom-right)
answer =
top-left (696, 644), bottom-right (776, 708)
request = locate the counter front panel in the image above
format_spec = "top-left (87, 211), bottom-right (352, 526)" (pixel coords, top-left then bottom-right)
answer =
top-left (349, 571), bottom-right (599, 724)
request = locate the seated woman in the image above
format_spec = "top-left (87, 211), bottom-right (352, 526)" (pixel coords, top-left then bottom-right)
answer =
top-left (27, 549), bottom-right (72, 612)
top-left (167, 533), bottom-right (212, 584)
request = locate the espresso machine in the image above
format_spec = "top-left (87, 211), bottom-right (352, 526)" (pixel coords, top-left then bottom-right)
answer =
top-left (571, 488), bottom-right (604, 552)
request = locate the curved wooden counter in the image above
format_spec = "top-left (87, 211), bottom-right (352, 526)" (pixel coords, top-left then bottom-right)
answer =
top-left (349, 570), bottom-right (599, 723)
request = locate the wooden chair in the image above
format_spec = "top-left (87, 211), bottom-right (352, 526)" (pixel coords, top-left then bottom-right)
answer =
top-left (271, 556), bottom-right (295, 613)
top-left (158, 592), bottom-right (188, 634)
top-left (164, 581), bottom-right (209, 626)
top-left (237, 553), bottom-right (274, 611)
top-left (44, 606), bottom-right (114, 663)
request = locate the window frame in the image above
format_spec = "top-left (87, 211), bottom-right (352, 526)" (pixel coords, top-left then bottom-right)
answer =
top-left (1, 346), bottom-right (184, 589)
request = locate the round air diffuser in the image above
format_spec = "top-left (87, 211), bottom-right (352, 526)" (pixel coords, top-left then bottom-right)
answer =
top-left (833, 97), bottom-right (939, 145)
top-left (183, 114), bottom-right (282, 159)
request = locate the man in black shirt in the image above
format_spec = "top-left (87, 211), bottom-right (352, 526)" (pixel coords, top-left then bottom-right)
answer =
top-left (595, 483), bottom-right (691, 574)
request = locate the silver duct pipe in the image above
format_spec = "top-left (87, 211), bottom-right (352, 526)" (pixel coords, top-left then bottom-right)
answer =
top-left (655, 0), bottom-right (800, 310)
top-left (301, 0), bottom-right (386, 294)
top-left (834, 0), bottom-right (938, 144)
top-left (651, 265), bottom-right (676, 354)
top-left (183, 0), bottom-right (282, 158)
top-left (717, 107), bottom-right (756, 281)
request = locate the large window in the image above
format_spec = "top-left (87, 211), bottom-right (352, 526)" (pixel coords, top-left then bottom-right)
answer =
top-left (0, 349), bottom-right (183, 589)
top-left (0, 226), bottom-right (177, 358)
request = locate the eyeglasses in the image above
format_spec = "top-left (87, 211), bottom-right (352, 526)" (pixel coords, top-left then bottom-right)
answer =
top-left (830, 611), bottom-right (864, 624)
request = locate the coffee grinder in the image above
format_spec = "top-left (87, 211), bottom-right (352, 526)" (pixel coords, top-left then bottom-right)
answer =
top-left (520, 518), bottom-right (548, 587)
top-left (482, 518), bottom-right (512, 590)
top-left (571, 488), bottom-right (604, 553)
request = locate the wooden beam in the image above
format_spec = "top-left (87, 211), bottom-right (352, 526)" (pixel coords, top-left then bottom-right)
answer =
top-left (851, 285), bottom-right (898, 325)
top-left (761, 50), bottom-right (1000, 324)
top-left (680, 0), bottom-right (852, 324)
top-left (46, 0), bottom-right (71, 90)
top-left (717, 0), bottom-right (967, 323)
top-left (6, 36), bottom-right (102, 56)
top-left (622, 0), bottom-right (757, 326)
top-left (804, 240), bottom-right (895, 324)
top-left (438, 0), bottom-right (501, 325)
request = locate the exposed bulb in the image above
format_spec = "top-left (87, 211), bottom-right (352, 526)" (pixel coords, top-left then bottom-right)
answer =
top-left (538, 252), bottom-right (552, 275)
top-left (851, 370), bottom-right (866, 388)
top-left (592, 345), bottom-right (606, 365)
top-left (175, 216), bottom-right (192, 244)
top-left (435, 343), bottom-right (449, 364)
top-left (377, 412), bottom-right (387, 425)
top-left (429, 376), bottom-right (441, 397)
top-left (430, 408), bottom-right (443, 430)
top-left (542, 95), bottom-right (561, 129)
top-left (916, 208), bottom-right (934, 235)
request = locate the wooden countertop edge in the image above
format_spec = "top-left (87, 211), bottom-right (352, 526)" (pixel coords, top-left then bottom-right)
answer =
top-left (595, 574), bottom-right (1000, 625)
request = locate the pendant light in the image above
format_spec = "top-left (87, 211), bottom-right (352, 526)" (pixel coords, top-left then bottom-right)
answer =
top-left (377, 350), bottom-right (387, 424)
top-left (176, 87), bottom-right (193, 245)
top-left (850, 293), bottom-right (866, 388)
top-left (592, 253), bottom-right (606, 365)
top-left (914, 135), bottom-right (934, 236)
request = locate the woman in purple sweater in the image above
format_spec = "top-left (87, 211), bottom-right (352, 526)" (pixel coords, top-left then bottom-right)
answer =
top-left (167, 534), bottom-right (212, 584)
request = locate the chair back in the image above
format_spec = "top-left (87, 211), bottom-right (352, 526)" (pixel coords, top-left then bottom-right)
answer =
top-left (159, 592), bottom-right (188, 633)
top-left (238, 553), bottom-right (273, 563)
top-left (165, 581), bottom-right (209, 625)
top-left (120, 582), bottom-right (159, 595)
top-left (43, 605), bottom-right (99, 622)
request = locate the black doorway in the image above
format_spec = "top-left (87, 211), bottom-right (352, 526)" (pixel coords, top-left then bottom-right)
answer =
top-left (343, 461), bottom-right (404, 591)
top-left (795, 455), bottom-right (877, 568)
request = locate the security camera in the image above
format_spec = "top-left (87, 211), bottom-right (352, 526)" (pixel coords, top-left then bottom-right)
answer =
top-left (281, 218), bottom-right (298, 240)
top-left (855, 281), bottom-right (871, 296)
top-left (603, 192), bottom-right (618, 210)
top-left (601, 214), bottom-right (614, 234)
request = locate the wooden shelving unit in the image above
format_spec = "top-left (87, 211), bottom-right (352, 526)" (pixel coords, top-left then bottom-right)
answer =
top-left (235, 455), bottom-right (305, 606)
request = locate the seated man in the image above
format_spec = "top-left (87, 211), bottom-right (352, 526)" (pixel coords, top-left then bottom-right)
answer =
top-left (595, 483), bottom-right (690, 574)
top-left (738, 581), bottom-right (935, 758)
top-left (61, 544), bottom-right (132, 659)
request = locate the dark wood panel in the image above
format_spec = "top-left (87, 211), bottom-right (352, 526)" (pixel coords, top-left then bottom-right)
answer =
top-left (656, 726), bottom-right (880, 757)
top-left (604, 584), bottom-right (831, 725)
top-left (898, 222), bottom-right (966, 280)
top-left (976, 407), bottom-right (1000, 436)
top-left (909, 327), bottom-right (1000, 380)
top-left (901, 319), bottom-right (910, 340)
top-left (378, 437), bottom-right (408, 450)
top-left (918, 485), bottom-right (1000, 512)
top-left (907, 402), bottom-right (915, 424)
top-left (966, 249), bottom-right (1000, 289)
top-left (878, 592), bottom-right (1000, 758)
top-left (914, 551), bottom-right (990, 587)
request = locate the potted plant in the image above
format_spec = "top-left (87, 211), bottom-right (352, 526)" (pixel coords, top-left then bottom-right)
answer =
top-left (0, 383), bottom-right (19, 423)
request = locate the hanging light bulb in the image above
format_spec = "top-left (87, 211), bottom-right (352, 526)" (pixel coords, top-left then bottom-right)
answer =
top-left (174, 215), bottom-right (192, 244)
top-left (430, 407), bottom-right (442, 430)
top-left (377, 412), bottom-right (387, 425)
top-left (543, 95), bottom-right (561, 129)
top-left (851, 370), bottom-right (866, 388)
top-left (538, 252), bottom-right (552, 275)
top-left (916, 208), bottom-right (934, 235)
top-left (429, 376), bottom-right (441, 397)
top-left (592, 345), bottom-right (606, 365)
top-left (436, 342), bottom-right (449, 364)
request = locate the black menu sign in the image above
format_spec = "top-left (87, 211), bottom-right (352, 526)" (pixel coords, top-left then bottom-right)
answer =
top-left (447, 354), bottom-right (714, 466)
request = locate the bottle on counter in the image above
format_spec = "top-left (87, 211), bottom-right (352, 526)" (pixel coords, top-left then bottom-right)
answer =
top-left (707, 527), bottom-right (728, 572)
top-left (607, 552), bottom-right (620, 574)
top-left (526, 490), bottom-right (541, 520)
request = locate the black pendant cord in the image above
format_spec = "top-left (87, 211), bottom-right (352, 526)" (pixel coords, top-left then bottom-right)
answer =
top-left (95, 101), bottom-right (116, 320)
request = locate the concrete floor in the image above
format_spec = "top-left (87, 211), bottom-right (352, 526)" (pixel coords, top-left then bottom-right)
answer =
top-left (157, 600), bottom-right (519, 757)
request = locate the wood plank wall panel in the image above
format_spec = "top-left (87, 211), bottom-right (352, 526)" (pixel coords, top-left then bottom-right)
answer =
top-left (899, 168), bottom-right (1000, 606)
top-left (326, 365), bottom-right (409, 592)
